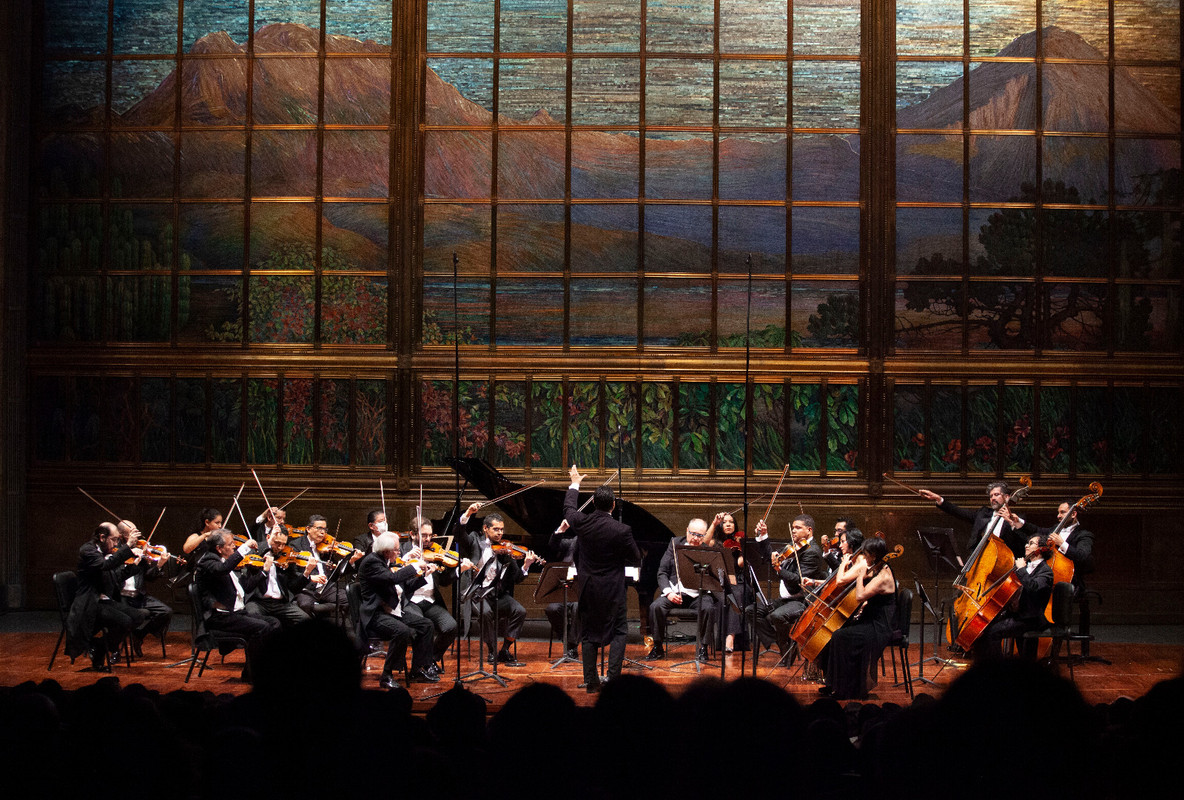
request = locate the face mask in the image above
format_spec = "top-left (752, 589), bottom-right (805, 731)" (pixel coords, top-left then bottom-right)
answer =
top-left (375, 521), bottom-right (388, 534)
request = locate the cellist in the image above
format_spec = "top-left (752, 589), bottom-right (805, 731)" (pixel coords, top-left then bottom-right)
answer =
top-left (970, 533), bottom-right (1053, 660)
top-left (819, 536), bottom-right (897, 700)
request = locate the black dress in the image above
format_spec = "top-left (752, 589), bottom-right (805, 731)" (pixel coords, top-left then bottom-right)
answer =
top-left (825, 570), bottom-right (896, 700)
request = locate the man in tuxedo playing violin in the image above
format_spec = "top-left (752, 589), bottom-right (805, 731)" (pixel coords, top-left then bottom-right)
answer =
top-left (563, 465), bottom-right (640, 691)
top-left (644, 518), bottom-right (721, 662)
top-left (357, 531), bottom-right (437, 688)
top-left (289, 514), bottom-right (350, 620)
top-left (114, 519), bottom-right (173, 656)
top-left (65, 521), bottom-right (149, 670)
top-left (919, 481), bottom-right (1027, 559)
top-left (971, 533), bottom-right (1053, 660)
top-left (455, 507), bottom-right (539, 665)
top-left (749, 514), bottom-right (831, 659)
top-left (195, 530), bottom-right (281, 678)
top-left (251, 506), bottom-right (286, 547)
top-left (400, 516), bottom-right (463, 675)
top-left (245, 526), bottom-right (322, 629)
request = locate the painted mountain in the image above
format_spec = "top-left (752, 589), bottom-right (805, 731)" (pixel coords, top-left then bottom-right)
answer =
top-left (38, 23), bottom-right (1180, 292)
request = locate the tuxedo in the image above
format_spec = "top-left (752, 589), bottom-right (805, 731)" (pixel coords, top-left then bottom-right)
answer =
top-left (1032, 522), bottom-right (1095, 586)
top-left (194, 548), bottom-right (280, 646)
top-left (937, 499), bottom-right (1025, 558)
top-left (563, 488), bottom-right (641, 685)
top-left (400, 540), bottom-right (459, 663)
top-left (288, 535), bottom-right (349, 618)
top-left (65, 540), bottom-right (145, 660)
top-left (455, 527), bottom-right (528, 656)
top-left (972, 558), bottom-right (1053, 659)
top-left (357, 551), bottom-right (434, 675)
top-left (116, 557), bottom-right (173, 646)
top-left (243, 546), bottom-right (312, 628)
top-left (749, 537), bottom-right (830, 653)
top-left (648, 536), bottom-right (722, 651)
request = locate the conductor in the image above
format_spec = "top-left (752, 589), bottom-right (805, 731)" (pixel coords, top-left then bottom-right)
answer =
top-left (563, 464), bottom-right (641, 693)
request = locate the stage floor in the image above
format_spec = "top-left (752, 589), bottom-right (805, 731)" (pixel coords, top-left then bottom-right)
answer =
top-left (3, 612), bottom-right (1181, 712)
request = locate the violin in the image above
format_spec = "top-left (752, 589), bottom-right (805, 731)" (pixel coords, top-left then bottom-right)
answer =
top-left (274, 547), bottom-right (318, 569)
top-left (135, 543), bottom-right (184, 567)
top-left (771, 538), bottom-right (811, 570)
top-left (235, 553), bottom-right (267, 569)
top-left (492, 541), bottom-right (544, 564)
top-left (423, 542), bottom-right (461, 568)
top-left (313, 534), bottom-right (355, 560)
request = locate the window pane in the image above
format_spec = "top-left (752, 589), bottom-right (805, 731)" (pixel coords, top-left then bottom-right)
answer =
top-left (531, 381), bottom-right (564, 468)
top-left (493, 381), bottom-right (528, 468)
top-left (678, 382), bottom-right (709, 469)
top-left (355, 379), bottom-right (387, 466)
top-left (283, 378), bottom-right (314, 465)
top-left (569, 381), bottom-right (602, 468)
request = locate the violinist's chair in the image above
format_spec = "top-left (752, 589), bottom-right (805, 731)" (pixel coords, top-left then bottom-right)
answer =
top-left (49, 570), bottom-right (131, 670)
top-left (346, 581), bottom-right (394, 674)
top-left (878, 584), bottom-right (915, 698)
top-left (1022, 581), bottom-right (1079, 682)
top-left (184, 582), bottom-right (248, 683)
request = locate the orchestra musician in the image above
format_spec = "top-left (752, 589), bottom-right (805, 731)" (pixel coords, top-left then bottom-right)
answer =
top-left (455, 504), bottom-right (540, 665)
top-left (288, 514), bottom-right (350, 619)
top-left (244, 526), bottom-right (322, 629)
top-left (706, 511), bottom-right (748, 653)
top-left (749, 514), bottom-right (830, 659)
top-left (251, 506), bottom-right (286, 546)
top-left (970, 533), bottom-right (1053, 660)
top-left (182, 507), bottom-right (224, 557)
top-left (195, 530), bottom-right (281, 680)
top-left (918, 481), bottom-right (1027, 558)
top-left (351, 508), bottom-right (387, 561)
top-left (357, 531), bottom-right (438, 688)
top-left (563, 465), bottom-right (641, 692)
top-left (1025, 501), bottom-right (1095, 592)
top-left (400, 516), bottom-right (464, 676)
top-left (644, 518), bottom-right (720, 662)
top-left (545, 519), bottom-right (580, 661)
top-left (825, 517), bottom-right (858, 571)
top-left (819, 536), bottom-right (897, 700)
top-left (114, 519), bottom-right (173, 656)
top-left (64, 522), bottom-right (148, 670)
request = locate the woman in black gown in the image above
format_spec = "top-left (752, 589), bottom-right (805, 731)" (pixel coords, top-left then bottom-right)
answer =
top-left (821, 536), bottom-right (896, 700)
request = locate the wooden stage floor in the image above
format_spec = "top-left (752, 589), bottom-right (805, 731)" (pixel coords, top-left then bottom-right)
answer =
top-left (4, 624), bottom-right (1181, 713)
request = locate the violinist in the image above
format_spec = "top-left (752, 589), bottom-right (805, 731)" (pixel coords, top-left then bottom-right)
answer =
top-left (749, 514), bottom-right (830, 659)
top-left (706, 511), bottom-right (747, 653)
top-left (357, 531), bottom-right (437, 689)
top-left (352, 508), bottom-right (387, 561)
top-left (456, 507), bottom-right (539, 665)
top-left (251, 506), bottom-right (287, 547)
top-left (195, 530), bottom-right (280, 679)
top-left (644, 518), bottom-right (720, 662)
top-left (289, 514), bottom-right (350, 619)
top-left (64, 521), bottom-right (149, 671)
top-left (114, 519), bottom-right (174, 656)
top-left (819, 536), bottom-right (897, 700)
top-left (400, 517), bottom-right (462, 677)
top-left (244, 526), bottom-right (323, 629)
top-left (971, 533), bottom-right (1052, 660)
top-left (918, 481), bottom-right (1027, 559)
top-left (824, 517), bottom-right (858, 571)
top-left (182, 507), bottom-right (224, 556)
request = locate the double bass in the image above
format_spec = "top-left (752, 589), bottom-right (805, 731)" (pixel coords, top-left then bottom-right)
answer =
top-left (945, 477), bottom-right (1032, 651)
top-left (789, 533), bottom-right (903, 662)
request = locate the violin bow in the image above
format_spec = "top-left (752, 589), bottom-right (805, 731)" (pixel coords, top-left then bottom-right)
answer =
top-left (725, 492), bottom-right (770, 518)
top-left (881, 472), bottom-right (923, 496)
top-left (578, 470), bottom-right (619, 512)
top-left (278, 487), bottom-right (310, 510)
top-left (250, 468), bottom-right (275, 519)
top-left (77, 487), bottom-right (123, 522)
top-left (223, 483), bottom-right (246, 530)
top-left (759, 464), bottom-right (791, 525)
top-left (417, 484), bottom-right (424, 523)
top-left (232, 496), bottom-right (254, 539)
top-left (142, 506), bottom-right (167, 545)
top-left (476, 479), bottom-right (546, 510)
top-left (380, 479), bottom-right (388, 521)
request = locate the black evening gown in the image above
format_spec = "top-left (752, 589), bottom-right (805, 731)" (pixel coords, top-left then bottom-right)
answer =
top-left (825, 575), bottom-right (895, 700)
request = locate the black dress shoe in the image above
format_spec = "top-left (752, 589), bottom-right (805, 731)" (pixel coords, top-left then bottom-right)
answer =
top-left (641, 647), bottom-right (665, 661)
top-left (566, 648), bottom-right (580, 660)
top-left (426, 664), bottom-right (440, 678)
top-left (585, 681), bottom-right (601, 694)
top-left (696, 647), bottom-right (709, 662)
top-left (496, 649), bottom-right (515, 664)
top-left (379, 674), bottom-right (401, 690)
top-left (409, 668), bottom-right (440, 684)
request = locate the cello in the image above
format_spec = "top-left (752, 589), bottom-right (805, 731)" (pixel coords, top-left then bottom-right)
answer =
top-left (945, 476), bottom-right (1032, 651)
top-left (1042, 482), bottom-right (1103, 624)
top-left (790, 533), bottom-right (903, 662)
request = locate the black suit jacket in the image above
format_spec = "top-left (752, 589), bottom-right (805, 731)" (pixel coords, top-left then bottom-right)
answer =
top-left (937, 499), bottom-right (1025, 559)
top-left (244, 546), bottom-right (310, 602)
top-left (656, 537), bottom-right (727, 597)
top-left (456, 529), bottom-right (524, 601)
top-left (196, 550), bottom-right (263, 615)
top-left (65, 540), bottom-right (135, 658)
top-left (357, 552), bottom-right (425, 632)
top-left (399, 540), bottom-right (456, 604)
top-left (1014, 559), bottom-right (1054, 625)
top-left (562, 488), bottom-right (641, 643)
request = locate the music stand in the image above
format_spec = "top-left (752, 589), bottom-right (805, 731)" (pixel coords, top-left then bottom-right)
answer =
top-left (459, 558), bottom-right (510, 688)
top-left (534, 562), bottom-right (579, 669)
top-left (914, 527), bottom-right (964, 675)
top-left (670, 545), bottom-right (727, 674)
